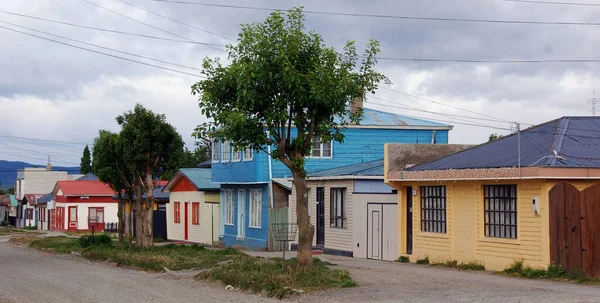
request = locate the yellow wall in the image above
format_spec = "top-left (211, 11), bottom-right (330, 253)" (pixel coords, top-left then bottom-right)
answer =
top-left (392, 179), bottom-right (598, 271)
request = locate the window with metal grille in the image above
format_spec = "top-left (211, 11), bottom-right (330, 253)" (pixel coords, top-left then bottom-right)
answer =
top-left (420, 186), bottom-right (447, 233)
top-left (330, 188), bottom-right (346, 228)
top-left (311, 137), bottom-right (332, 158)
top-left (212, 140), bottom-right (220, 163)
top-left (484, 185), bottom-right (517, 239)
top-left (174, 202), bottom-right (181, 223)
top-left (192, 202), bottom-right (199, 225)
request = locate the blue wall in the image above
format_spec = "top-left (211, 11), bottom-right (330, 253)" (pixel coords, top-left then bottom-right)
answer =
top-left (212, 128), bottom-right (449, 183)
top-left (219, 184), bottom-right (270, 250)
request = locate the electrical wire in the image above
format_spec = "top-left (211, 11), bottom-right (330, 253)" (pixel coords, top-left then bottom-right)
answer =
top-left (112, 0), bottom-right (234, 41)
top-left (0, 151), bottom-right (79, 166)
top-left (0, 135), bottom-right (90, 145)
top-left (0, 25), bottom-right (204, 78)
top-left (502, 0), bottom-right (600, 7)
top-left (374, 56), bottom-right (600, 63)
top-left (80, 0), bottom-right (224, 52)
top-left (0, 10), bottom-right (226, 48)
top-left (0, 20), bottom-right (202, 72)
top-left (149, 0), bottom-right (600, 26)
top-left (0, 142), bottom-right (82, 157)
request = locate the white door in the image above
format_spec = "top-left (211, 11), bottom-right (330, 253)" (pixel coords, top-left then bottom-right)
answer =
top-left (367, 204), bottom-right (382, 260)
top-left (237, 190), bottom-right (246, 239)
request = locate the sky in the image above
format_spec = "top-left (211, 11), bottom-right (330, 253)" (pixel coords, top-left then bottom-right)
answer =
top-left (1, 0), bottom-right (599, 166)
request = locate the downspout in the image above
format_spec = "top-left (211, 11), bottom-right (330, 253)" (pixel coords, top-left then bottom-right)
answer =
top-left (267, 140), bottom-right (274, 209)
top-left (431, 130), bottom-right (437, 144)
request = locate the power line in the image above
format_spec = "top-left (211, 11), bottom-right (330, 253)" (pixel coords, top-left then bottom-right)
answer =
top-left (0, 141), bottom-right (82, 157)
top-left (113, 0), bottom-right (234, 41)
top-left (0, 10), bottom-right (226, 48)
top-left (0, 151), bottom-right (79, 166)
top-left (0, 135), bottom-right (90, 145)
top-left (0, 20), bottom-right (202, 72)
top-left (502, 0), bottom-right (600, 7)
top-left (374, 56), bottom-right (600, 63)
top-left (80, 0), bottom-right (224, 52)
top-left (150, 0), bottom-right (600, 26)
top-left (0, 25), bottom-right (204, 78)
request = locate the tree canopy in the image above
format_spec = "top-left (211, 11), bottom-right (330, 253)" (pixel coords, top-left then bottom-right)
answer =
top-left (80, 145), bottom-right (92, 174)
top-left (192, 7), bottom-right (387, 266)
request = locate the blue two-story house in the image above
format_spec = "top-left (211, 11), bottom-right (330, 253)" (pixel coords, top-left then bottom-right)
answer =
top-left (212, 106), bottom-right (452, 250)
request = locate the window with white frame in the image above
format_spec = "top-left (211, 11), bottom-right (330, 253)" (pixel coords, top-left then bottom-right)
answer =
top-left (330, 188), bottom-right (346, 228)
top-left (311, 137), bottom-right (332, 158)
top-left (243, 147), bottom-right (253, 161)
top-left (212, 140), bottom-right (220, 163)
top-left (221, 141), bottom-right (230, 162)
top-left (249, 189), bottom-right (262, 228)
top-left (224, 190), bottom-right (234, 225)
top-left (232, 147), bottom-right (241, 161)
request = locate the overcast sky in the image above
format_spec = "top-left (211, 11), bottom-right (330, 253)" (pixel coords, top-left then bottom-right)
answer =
top-left (1, 0), bottom-right (598, 166)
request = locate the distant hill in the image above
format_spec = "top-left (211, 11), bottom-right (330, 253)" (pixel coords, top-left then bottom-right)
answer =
top-left (0, 160), bottom-right (80, 189)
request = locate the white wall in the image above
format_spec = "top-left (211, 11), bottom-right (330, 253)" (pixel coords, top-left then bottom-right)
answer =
top-left (19, 168), bottom-right (82, 197)
top-left (55, 202), bottom-right (118, 230)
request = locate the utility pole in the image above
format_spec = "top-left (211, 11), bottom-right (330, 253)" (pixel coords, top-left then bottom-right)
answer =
top-left (589, 90), bottom-right (598, 116)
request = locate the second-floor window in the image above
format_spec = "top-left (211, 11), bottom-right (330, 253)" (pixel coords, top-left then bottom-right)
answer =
top-left (311, 137), bottom-right (332, 158)
top-left (212, 140), bottom-right (220, 163)
top-left (243, 147), bottom-right (253, 161)
top-left (222, 141), bottom-right (230, 162)
top-left (232, 147), bottom-right (241, 161)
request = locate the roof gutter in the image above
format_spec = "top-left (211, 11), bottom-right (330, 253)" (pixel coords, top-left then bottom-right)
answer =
top-left (387, 167), bottom-right (600, 182)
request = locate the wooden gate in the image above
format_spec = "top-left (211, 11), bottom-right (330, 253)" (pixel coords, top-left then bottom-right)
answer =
top-left (549, 182), bottom-right (600, 277)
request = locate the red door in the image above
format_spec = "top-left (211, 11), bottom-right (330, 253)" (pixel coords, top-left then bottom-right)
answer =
top-left (49, 209), bottom-right (56, 231)
top-left (56, 207), bottom-right (65, 230)
top-left (68, 206), bottom-right (77, 231)
top-left (184, 202), bottom-right (189, 240)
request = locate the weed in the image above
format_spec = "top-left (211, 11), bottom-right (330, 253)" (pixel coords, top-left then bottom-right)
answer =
top-left (503, 260), bottom-right (524, 275)
top-left (78, 234), bottom-right (113, 248)
top-left (397, 256), bottom-right (410, 263)
top-left (521, 267), bottom-right (547, 279)
top-left (545, 263), bottom-right (565, 278)
top-left (457, 261), bottom-right (485, 271)
top-left (416, 256), bottom-right (429, 265)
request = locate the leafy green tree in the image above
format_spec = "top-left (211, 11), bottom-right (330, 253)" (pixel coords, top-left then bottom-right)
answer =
top-left (116, 104), bottom-right (185, 247)
top-left (489, 133), bottom-right (502, 142)
top-left (192, 8), bottom-right (387, 266)
top-left (80, 145), bottom-right (92, 174)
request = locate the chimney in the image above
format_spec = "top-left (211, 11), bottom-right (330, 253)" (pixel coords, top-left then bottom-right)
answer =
top-left (46, 156), bottom-right (52, 171)
top-left (350, 97), bottom-right (363, 114)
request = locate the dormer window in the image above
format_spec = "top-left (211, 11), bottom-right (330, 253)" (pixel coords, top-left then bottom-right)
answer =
top-left (311, 137), bottom-right (332, 158)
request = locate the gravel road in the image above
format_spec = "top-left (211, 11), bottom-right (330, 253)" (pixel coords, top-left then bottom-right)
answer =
top-left (0, 243), bottom-right (277, 303)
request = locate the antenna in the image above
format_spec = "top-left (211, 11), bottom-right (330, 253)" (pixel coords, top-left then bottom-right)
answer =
top-left (589, 90), bottom-right (598, 116)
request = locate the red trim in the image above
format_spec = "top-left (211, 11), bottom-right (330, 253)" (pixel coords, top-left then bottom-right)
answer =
top-left (184, 202), bottom-right (189, 240)
top-left (55, 196), bottom-right (116, 203)
top-left (68, 206), bottom-right (77, 231)
top-left (192, 202), bottom-right (199, 225)
top-left (171, 177), bottom-right (197, 192)
top-left (174, 202), bottom-right (181, 223)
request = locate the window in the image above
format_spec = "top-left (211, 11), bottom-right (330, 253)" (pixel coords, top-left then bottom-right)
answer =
top-left (420, 186), bottom-right (447, 233)
top-left (224, 190), bottom-right (234, 225)
top-left (311, 137), bottom-right (332, 158)
top-left (212, 140), bottom-right (221, 163)
top-left (26, 209), bottom-right (33, 220)
top-left (243, 147), bottom-right (253, 161)
top-left (192, 202), bottom-right (200, 225)
top-left (330, 188), bottom-right (346, 228)
top-left (484, 185), bottom-right (518, 239)
top-left (249, 189), bottom-right (262, 228)
top-left (222, 141), bottom-right (231, 162)
top-left (232, 147), bottom-right (241, 162)
top-left (174, 202), bottom-right (181, 223)
top-left (89, 207), bottom-right (104, 223)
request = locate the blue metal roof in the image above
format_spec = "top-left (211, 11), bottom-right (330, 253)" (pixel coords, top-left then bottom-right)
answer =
top-left (334, 107), bottom-right (451, 128)
top-left (77, 173), bottom-right (99, 181)
top-left (164, 168), bottom-right (220, 192)
top-left (310, 159), bottom-right (384, 177)
top-left (37, 193), bottom-right (55, 204)
top-left (409, 117), bottom-right (600, 171)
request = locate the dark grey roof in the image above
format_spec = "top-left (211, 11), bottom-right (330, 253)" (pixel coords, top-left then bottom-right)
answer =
top-left (409, 116), bottom-right (600, 171)
top-left (310, 159), bottom-right (384, 177)
top-left (197, 160), bottom-right (212, 168)
top-left (37, 193), bottom-right (55, 204)
top-left (77, 173), bottom-right (99, 181)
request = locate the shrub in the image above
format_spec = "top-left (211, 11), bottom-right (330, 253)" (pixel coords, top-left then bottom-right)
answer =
top-left (504, 260), bottom-right (524, 275)
top-left (521, 267), bottom-right (547, 279)
top-left (78, 234), bottom-right (113, 248)
top-left (546, 263), bottom-right (565, 278)
top-left (457, 261), bottom-right (485, 271)
top-left (416, 256), bottom-right (429, 265)
top-left (397, 256), bottom-right (410, 263)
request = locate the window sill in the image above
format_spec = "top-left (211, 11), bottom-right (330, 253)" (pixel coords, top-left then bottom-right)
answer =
top-left (478, 237), bottom-right (520, 245)
top-left (249, 226), bottom-right (261, 229)
top-left (417, 232), bottom-right (449, 239)
top-left (329, 226), bottom-right (347, 229)
top-left (236, 236), bottom-right (245, 241)
top-left (224, 223), bottom-right (234, 226)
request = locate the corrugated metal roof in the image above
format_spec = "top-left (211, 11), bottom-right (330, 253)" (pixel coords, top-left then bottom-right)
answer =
top-left (164, 168), bottom-right (220, 192)
top-left (55, 180), bottom-right (114, 196)
top-left (272, 178), bottom-right (292, 190)
top-left (334, 107), bottom-right (451, 128)
top-left (77, 173), bottom-right (99, 181)
top-left (409, 116), bottom-right (600, 171)
top-left (310, 159), bottom-right (384, 177)
top-left (37, 193), bottom-right (55, 204)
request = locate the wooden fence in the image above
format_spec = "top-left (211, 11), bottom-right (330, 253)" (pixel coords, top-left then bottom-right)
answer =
top-left (267, 207), bottom-right (289, 251)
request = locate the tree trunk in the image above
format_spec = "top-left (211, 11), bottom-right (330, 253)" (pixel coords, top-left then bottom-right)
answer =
top-left (117, 196), bottom-right (124, 245)
top-left (292, 169), bottom-right (314, 267)
top-left (125, 198), bottom-right (133, 246)
top-left (134, 184), bottom-right (144, 247)
top-left (137, 171), bottom-right (155, 247)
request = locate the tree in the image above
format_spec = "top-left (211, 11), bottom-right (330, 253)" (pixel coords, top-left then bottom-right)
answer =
top-left (489, 133), bottom-right (502, 142)
top-left (116, 104), bottom-right (184, 247)
top-left (92, 130), bottom-right (133, 245)
top-left (192, 7), bottom-right (387, 266)
top-left (80, 145), bottom-right (92, 174)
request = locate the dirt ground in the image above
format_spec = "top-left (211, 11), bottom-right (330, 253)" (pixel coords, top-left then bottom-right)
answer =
top-left (1, 234), bottom-right (599, 303)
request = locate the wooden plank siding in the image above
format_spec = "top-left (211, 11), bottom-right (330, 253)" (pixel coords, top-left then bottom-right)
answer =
top-left (167, 191), bottom-right (219, 245)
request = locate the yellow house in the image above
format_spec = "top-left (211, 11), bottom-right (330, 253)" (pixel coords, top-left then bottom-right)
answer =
top-left (163, 168), bottom-right (220, 245)
top-left (385, 117), bottom-right (600, 277)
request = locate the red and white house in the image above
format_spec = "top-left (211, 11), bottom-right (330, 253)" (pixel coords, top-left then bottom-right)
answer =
top-left (50, 180), bottom-right (117, 231)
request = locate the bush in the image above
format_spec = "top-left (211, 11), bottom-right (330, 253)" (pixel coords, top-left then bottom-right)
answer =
top-left (504, 260), bottom-right (524, 275)
top-left (416, 256), bottom-right (429, 265)
top-left (546, 263), bottom-right (565, 278)
top-left (521, 267), bottom-right (547, 279)
top-left (397, 256), bottom-right (410, 263)
top-left (78, 234), bottom-right (113, 248)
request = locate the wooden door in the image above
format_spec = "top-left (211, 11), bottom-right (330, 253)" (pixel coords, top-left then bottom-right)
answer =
top-left (184, 202), bottom-right (189, 240)
top-left (406, 187), bottom-right (413, 254)
top-left (550, 182), bottom-right (582, 273)
top-left (581, 183), bottom-right (600, 278)
top-left (68, 206), bottom-right (77, 231)
top-left (367, 204), bottom-right (382, 260)
top-left (316, 187), bottom-right (325, 247)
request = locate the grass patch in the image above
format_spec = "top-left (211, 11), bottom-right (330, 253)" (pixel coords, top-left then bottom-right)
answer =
top-left (501, 260), bottom-right (600, 284)
top-left (22, 226), bottom-right (38, 231)
top-left (430, 260), bottom-right (485, 271)
top-left (197, 256), bottom-right (356, 299)
top-left (154, 236), bottom-right (166, 243)
top-left (416, 256), bottom-right (429, 265)
top-left (30, 236), bottom-right (82, 254)
top-left (0, 229), bottom-right (26, 236)
top-left (396, 256), bottom-right (410, 263)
